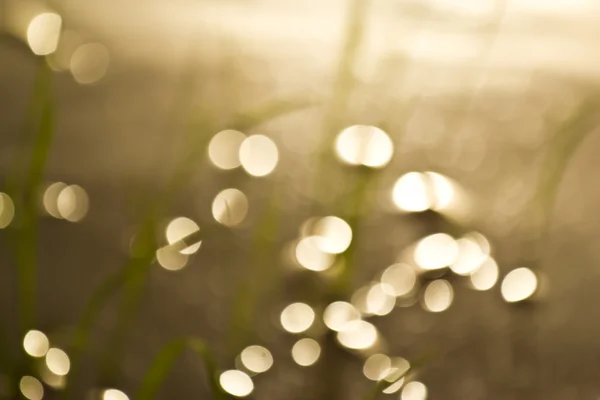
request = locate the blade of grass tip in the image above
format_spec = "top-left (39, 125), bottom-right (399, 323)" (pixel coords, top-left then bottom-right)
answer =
top-left (312, 0), bottom-right (370, 209)
top-left (135, 338), bottom-right (224, 400)
top-left (17, 61), bottom-right (54, 336)
top-left (532, 97), bottom-right (600, 257)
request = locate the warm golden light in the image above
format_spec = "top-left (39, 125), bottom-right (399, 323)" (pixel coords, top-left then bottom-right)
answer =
top-left (212, 188), bottom-right (249, 227)
top-left (501, 267), bottom-right (538, 303)
top-left (381, 263), bottom-right (417, 297)
top-left (43, 182), bottom-right (67, 218)
top-left (239, 135), bottom-right (279, 177)
top-left (363, 354), bottom-right (391, 381)
top-left (291, 338), bottom-right (321, 366)
top-left (423, 280), bottom-right (453, 313)
top-left (219, 370), bottom-right (254, 397)
top-left (57, 185), bottom-right (89, 222)
top-left (392, 172), bottom-right (432, 212)
top-left (401, 381), bottom-right (428, 400)
top-left (295, 237), bottom-right (335, 272)
top-left (334, 125), bottom-right (394, 168)
top-left (337, 320), bottom-right (377, 350)
top-left (450, 237), bottom-right (487, 275)
top-left (280, 303), bottom-right (315, 333)
top-left (23, 330), bottom-right (49, 358)
top-left (240, 345), bottom-right (273, 374)
top-left (45, 348), bottom-right (70, 376)
top-left (208, 130), bottom-right (247, 170)
top-left (156, 246), bottom-right (189, 271)
top-left (385, 357), bottom-right (410, 382)
top-left (165, 217), bottom-right (201, 254)
top-left (414, 233), bottom-right (458, 270)
top-left (27, 13), bottom-right (62, 56)
top-left (383, 378), bottom-right (406, 394)
top-left (70, 43), bottom-right (110, 84)
top-left (323, 301), bottom-right (360, 331)
top-left (425, 172), bottom-right (456, 211)
top-left (312, 216), bottom-right (352, 254)
top-left (366, 284), bottom-right (396, 316)
top-left (0, 192), bottom-right (15, 228)
top-left (39, 364), bottom-right (66, 389)
top-left (20, 376), bottom-right (43, 400)
top-left (470, 257), bottom-right (499, 291)
top-left (102, 389), bottom-right (129, 400)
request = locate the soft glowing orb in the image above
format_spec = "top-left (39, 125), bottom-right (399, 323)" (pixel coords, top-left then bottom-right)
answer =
top-left (240, 345), bottom-right (273, 374)
top-left (27, 13), bottom-right (62, 56)
top-left (312, 216), bottom-right (352, 254)
top-left (103, 389), bottom-right (129, 400)
top-left (337, 320), bottom-right (377, 350)
top-left (323, 301), bottom-right (360, 331)
top-left (423, 280), bottom-right (453, 312)
top-left (363, 354), bottom-right (391, 381)
top-left (219, 370), bottom-right (253, 397)
top-left (70, 43), bottom-right (110, 84)
top-left (401, 381), bottom-right (428, 400)
top-left (381, 263), bottom-right (417, 297)
top-left (0, 193), bottom-right (16, 228)
top-left (212, 188), bottom-right (248, 227)
top-left (291, 338), bottom-right (321, 366)
top-left (45, 348), bottom-right (70, 376)
top-left (392, 172), bottom-right (431, 212)
top-left (239, 135), bottom-right (279, 177)
top-left (23, 330), bottom-right (49, 358)
top-left (208, 130), bottom-right (247, 170)
top-left (470, 257), bottom-right (499, 291)
top-left (335, 125), bottom-right (394, 168)
top-left (280, 303), bottom-right (315, 333)
top-left (20, 376), bottom-right (43, 400)
top-left (414, 233), bottom-right (458, 270)
top-left (295, 237), bottom-right (335, 272)
top-left (501, 268), bottom-right (538, 303)
top-left (165, 217), bottom-right (201, 254)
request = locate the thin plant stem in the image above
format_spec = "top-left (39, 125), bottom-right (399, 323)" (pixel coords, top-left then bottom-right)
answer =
top-left (135, 337), bottom-right (224, 400)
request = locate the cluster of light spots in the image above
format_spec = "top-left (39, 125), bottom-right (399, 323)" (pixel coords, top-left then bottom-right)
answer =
top-left (450, 236), bottom-right (488, 275)
top-left (401, 381), bottom-right (427, 400)
top-left (381, 263), bottom-right (417, 297)
top-left (156, 246), bottom-right (189, 271)
top-left (56, 184), bottom-right (89, 222)
top-left (240, 345), bottom-right (273, 374)
top-left (45, 348), bottom-right (70, 376)
top-left (102, 389), bottom-right (130, 400)
top-left (165, 217), bottom-right (201, 254)
top-left (280, 303), bottom-right (315, 333)
top-left (208, 130), bottom-right (246, 170)
top-left (27, 13), bottom-right (62, 56)
top-left (239, 135), bottom-right (279, 177)
top-left (294, 237), bottom-right (335, 272)
top-left (323, 301), bottom-right (360, 331)
top-left (501, 267), bottom-right (538, 303)
top-left (20, 376), bottom-right (43, 400)
top-left (414, 233), bottom-right (458, 270)
top-left (392, 172), bottom-right (456, 213)
top-left (70, 43), bottom-right (110, 84)
top-left (365, 284), bottom-right (396, 316)
top-left (334, 125), bottom-right (394, 168)
top-left (470, 257), bottom-right (499, 291)
top-left (423, 280), bottom-right (453, 313)
top-left (291, 338), bottom-right (321, 366)
top-left (23, 330), bottom-right (49, 358)
top-left (219, 370), bottom-right (253, 397)
top-left (337, 320), bottom-right (377, 350)
top-left (43, 182), bottom-right (66, 218)
top-left (311, 216), bottom-right (352, 254)
top-left (212, 188), bottom-right (248, 227)
top-left (0, 193), bottom-right (15, 228)
top-left (363, 354), bottom-right (391, 381)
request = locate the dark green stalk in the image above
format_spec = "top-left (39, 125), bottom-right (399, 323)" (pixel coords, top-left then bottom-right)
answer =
top-left (135, 337), bottom-right (223, 400)
top-left (16, 60), bottom-right (54, 336)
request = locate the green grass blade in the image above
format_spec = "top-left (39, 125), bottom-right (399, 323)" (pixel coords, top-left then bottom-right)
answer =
top-left (135, 338), bottom-right (223, 400)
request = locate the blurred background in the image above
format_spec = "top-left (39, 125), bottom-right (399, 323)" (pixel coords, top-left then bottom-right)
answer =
top-left (2, 0), bottom-right (600, 399)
